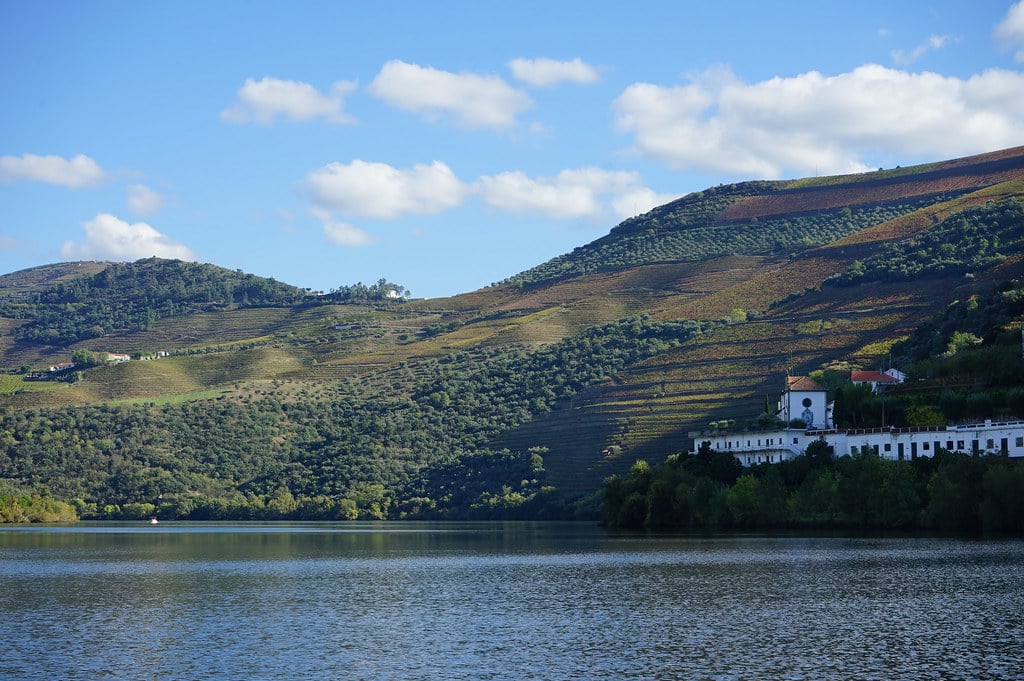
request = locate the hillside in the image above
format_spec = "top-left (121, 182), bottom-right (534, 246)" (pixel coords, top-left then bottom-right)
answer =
top-left (2, 146), bottom-right (1024, 520)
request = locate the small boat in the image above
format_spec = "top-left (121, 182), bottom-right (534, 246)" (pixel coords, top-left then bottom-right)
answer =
top-left (148, 516), bottom-right (159, 524)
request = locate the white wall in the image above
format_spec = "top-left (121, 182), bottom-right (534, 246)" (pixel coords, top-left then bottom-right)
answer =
top-left (695, 421), bottom-right (1024, 466)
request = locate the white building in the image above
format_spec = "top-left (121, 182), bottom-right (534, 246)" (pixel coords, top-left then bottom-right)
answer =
top-left (693, 374), bottom-right (1024, 465)
top-left (851, 369), bottom-right (901, 394)
top-left (778, 375), bottom-right (831, 429)
top-left (693, 421), bottom-right (1024, 466)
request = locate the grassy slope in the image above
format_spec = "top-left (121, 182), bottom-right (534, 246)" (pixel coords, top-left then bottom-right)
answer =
top-left (2, 147), bottom-right (1024, 499)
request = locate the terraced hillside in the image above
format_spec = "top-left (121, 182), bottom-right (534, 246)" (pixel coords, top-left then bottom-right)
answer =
top-left (2, 146), bottom-right (1024, 517)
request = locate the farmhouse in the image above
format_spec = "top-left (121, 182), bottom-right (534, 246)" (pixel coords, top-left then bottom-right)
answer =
top-left (693, 374), bottom-right (1024, 465)
top-left (851, 369), bottom-right (902, 393)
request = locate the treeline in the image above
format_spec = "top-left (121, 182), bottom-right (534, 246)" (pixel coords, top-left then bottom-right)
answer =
top-left (0, 258), bottom-right (310, 346)
top-left (0, 316), bottom-right (706, 520)
top-left (1, 493), bottom-right (77, 523)
top-left (827, 199), bottom-right (1024, 287)
top-left (604, 442), bottom-right (1024, 534)
top-left (323, 278), bottom-right (409, 303)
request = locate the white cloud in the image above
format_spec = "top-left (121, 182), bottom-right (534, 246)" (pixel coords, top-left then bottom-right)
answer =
top-left (0, 153), bottom-right (105, 188)
top-left (61, 213), bottom-right (196, 261)
top-left (221, 77), bottom-right (357, 124)
top-left (613, 64), bottom-right (1024, 178)
top-left (610, 186), bottom-right (680, 221)
top-left (307, 159), bottom-right (469, 219)
top-left (891, 35), bottom-right (952, 66)
top-left (508, 57), bottom-right (600, 87)
top-left (475, 167), bottom-right (672, 221)
top-left (126, 184), bottom-right (164, 215)
top-left (310, 207), bottom-right (372, 246)
top-left (996, 1), bottom-right (1024, 62)
top-left (367, 60), bottom-right (531, 129)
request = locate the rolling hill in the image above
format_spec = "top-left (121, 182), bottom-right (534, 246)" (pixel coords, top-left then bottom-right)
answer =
top-left (2, 145), bottom-right (1024, 519)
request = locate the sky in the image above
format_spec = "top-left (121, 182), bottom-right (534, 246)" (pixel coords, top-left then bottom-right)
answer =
top-left (2, 1), bottom-right (1024, 299)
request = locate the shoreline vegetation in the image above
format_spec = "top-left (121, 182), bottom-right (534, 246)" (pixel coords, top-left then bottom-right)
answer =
top-left (1, 493), bottom-right (77, 523)
top-left (602, 444), bottom-right (1024, 535)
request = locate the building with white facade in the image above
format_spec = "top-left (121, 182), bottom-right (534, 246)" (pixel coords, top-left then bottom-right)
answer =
top-left (692, 374), bottom-right (1024, 465)
top-left (850, 370), bottom-right (900, 394)
top-left (778, 375), bottom-right (831, 429)
top-left (694, 420), bottom-right (1024, 466)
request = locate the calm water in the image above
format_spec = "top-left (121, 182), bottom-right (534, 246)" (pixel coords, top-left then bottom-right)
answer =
top-left (2, 522), bottom-right (1023, 680)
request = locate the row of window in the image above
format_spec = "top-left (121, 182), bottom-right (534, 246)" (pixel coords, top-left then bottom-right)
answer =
top-left (850, 437), bottom-right (1024, 456)
top-left (716, 435), bottom-right (1024, 456)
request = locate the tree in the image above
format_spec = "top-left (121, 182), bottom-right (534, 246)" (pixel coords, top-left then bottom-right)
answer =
top-left (834, 383), bottom-right (874, 427)
top-left (1009, 388), bottom-right (1024, 419)
top-left (71, 349), bottom-right (99, 367)
top-left (980, 464), bottom-right (1024, 533)
top-left (726, 474), bottom-right (761, 527)
top-left (939, 390), bottom-right (966, 422)
top-left (945, 331), bottom-right (983, 356)
top-left (965, 392), bottom-right (994, 419)
top-left (805, 439), bottom-right (833, 467)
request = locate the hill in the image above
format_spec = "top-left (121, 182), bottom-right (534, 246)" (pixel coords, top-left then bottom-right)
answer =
top-left (2, 146), bottom-right (1024, 520)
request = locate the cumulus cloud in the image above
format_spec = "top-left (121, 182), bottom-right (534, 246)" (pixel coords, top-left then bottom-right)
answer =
top-left (310, 207), bottom-right (372, 246)
top-left (475, 167), bottom-right (673, 221)
top-left (610, 186), bottom-right (680, 221)
top-left (0, 153), bottom-right (105, 188)
top-left (614, 64), bottom-right (1024, 178)
top-left (307, 159), bottom-right (469, 219)
top-left (996, 1), bottom-right (1024, 62)
top-left (303, 156), bottom-right (672, 245)
top-left (126, 184), bottom-right (164, 215)
top-left (61, 213), bottom-right (196, 261)
top-left (221, 77), bottom-right (357, 124)
top-left (367, 60), bottom-right (531, 129)
top-left (891, 35), bottom-right (953, 66)
top-left (508, 57), bottom-right (600, 87)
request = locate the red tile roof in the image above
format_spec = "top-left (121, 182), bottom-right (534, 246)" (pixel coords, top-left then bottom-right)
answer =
top-left (850, 370), bottom-right (898, 383)
top-left (786, 376), bottom-right (825, 392)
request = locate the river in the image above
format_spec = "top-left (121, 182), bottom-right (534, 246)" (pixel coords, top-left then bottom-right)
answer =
top-left (2, 522), bottom-right (1022, 680)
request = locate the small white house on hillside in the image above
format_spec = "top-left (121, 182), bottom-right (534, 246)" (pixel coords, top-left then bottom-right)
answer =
top-left (851, 369), bottom-right (901, 394)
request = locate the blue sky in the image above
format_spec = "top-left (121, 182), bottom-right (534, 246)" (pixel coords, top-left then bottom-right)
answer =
top-left (2, 1), bottom-right (1024, 299)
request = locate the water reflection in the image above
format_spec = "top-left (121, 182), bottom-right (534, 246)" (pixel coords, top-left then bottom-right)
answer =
top-left (2, 523), bottom-right (1022, 680)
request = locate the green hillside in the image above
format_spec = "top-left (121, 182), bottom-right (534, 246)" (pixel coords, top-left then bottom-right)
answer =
top-left (2, 146), bottom-right (1024, 521)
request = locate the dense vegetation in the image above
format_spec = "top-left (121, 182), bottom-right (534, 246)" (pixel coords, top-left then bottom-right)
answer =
top-left (0, 480), bottom-right (77, 523)
top-left (323, 278), bottom-right (410, 303)
top-left (506, 194), bottom-right (952, 289)
top-left (604, 443), bottom-right (1024, 534)
top-left (893, 276), bottom-right (1024, 365)
top-left (0, 316), bottom-right (707, 520)
top-left (817, 277), bottom-right (1024, 430)
top-left (0, 258), bottom-right (310, 346)
top-left (827, 199), bottom-right (1024, 287)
